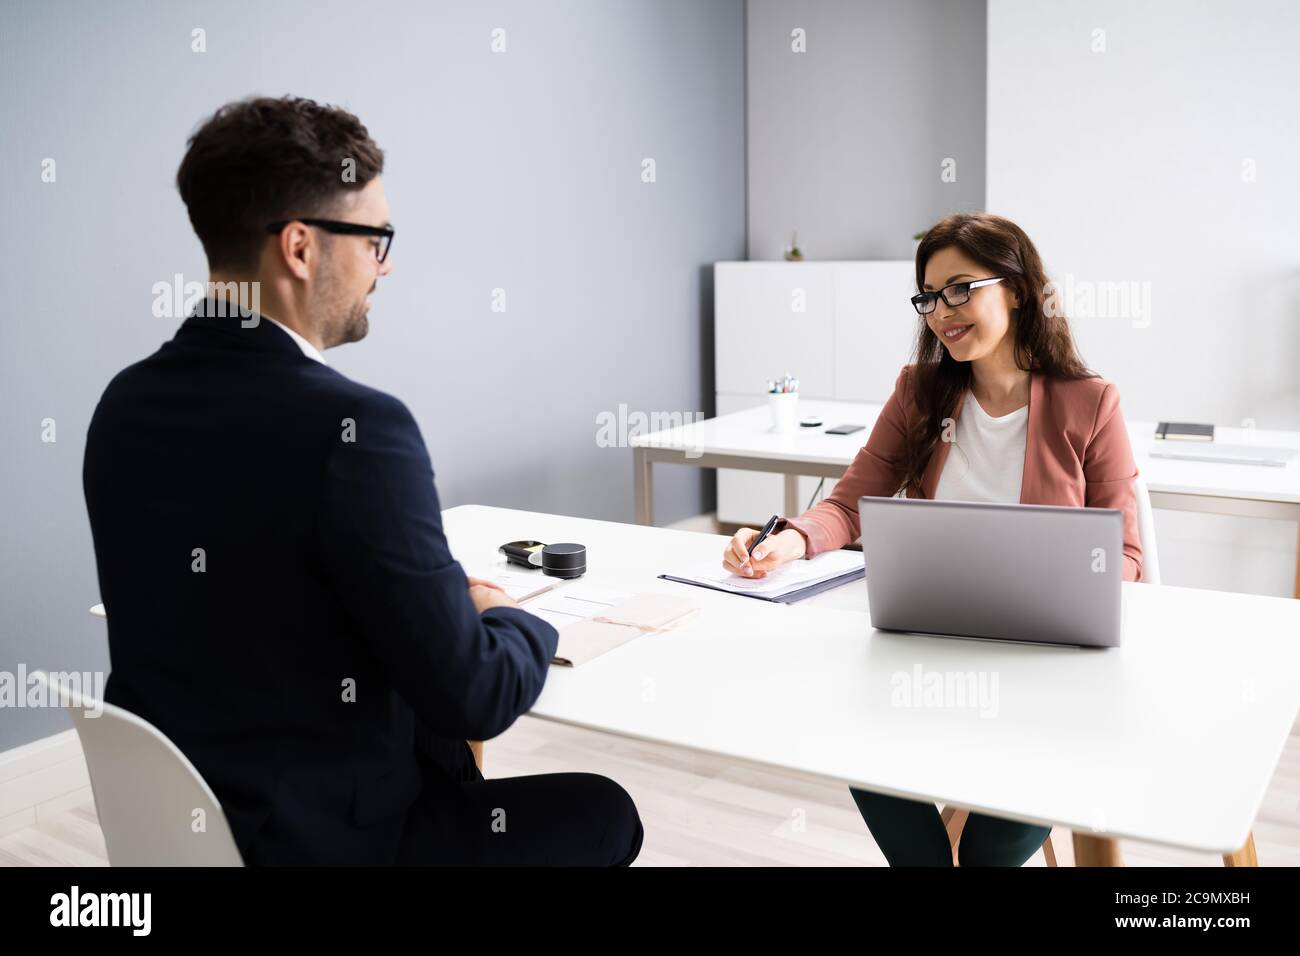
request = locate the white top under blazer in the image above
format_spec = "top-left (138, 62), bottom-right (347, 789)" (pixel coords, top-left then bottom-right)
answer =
top-left (932, 390), bottom-right (1028, 504)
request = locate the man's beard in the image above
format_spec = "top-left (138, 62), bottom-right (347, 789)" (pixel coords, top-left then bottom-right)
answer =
top-left (338, 299), bottom-right (369, 345)
top-left (314, 277), bottom-right (370, 348)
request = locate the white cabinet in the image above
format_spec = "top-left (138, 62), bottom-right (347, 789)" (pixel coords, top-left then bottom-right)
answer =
top-left (713, 260), bottom-right (914, 526)
top-left (832, 262), bottom-right (921, 403)
top-left (714, 262), bottom-right (836, 398)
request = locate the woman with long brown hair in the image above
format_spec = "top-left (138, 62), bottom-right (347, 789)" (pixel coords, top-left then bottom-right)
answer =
top-left (720, 212), bottom-right (1143, 866)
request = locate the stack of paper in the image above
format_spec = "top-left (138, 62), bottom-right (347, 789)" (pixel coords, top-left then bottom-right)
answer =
top-left (467, 565), bottom-right (566, 603)
top-left (660, 549), bottom-right (864, 603)
top-left (522, 585), bottom-right (631, 631)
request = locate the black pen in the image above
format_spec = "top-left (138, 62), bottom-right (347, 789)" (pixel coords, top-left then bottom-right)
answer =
top-left (743, 514), bottom-right (781, 568)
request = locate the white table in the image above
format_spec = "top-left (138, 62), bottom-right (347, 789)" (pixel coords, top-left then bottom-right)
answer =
top-left (630, 399), bottom-right (1300, 595)
top-left (444, 504), bottom-right (1300, 861)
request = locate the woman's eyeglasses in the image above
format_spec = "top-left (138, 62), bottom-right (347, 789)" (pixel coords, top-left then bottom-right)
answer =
top-left (266, 218), bottom-right (395, 263)
top-left (910, 276), bottom-right (1005, 315)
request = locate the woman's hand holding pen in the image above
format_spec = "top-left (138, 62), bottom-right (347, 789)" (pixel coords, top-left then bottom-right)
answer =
top-left (721, 527), bottom-right (806, 579)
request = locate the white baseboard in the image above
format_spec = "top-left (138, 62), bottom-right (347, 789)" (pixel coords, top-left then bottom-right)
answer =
top-left (0, 730), bottom-right (91, 825)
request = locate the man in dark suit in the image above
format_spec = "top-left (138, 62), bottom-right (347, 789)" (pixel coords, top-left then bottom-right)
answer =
top-left (82, 96), bottom-right (642, 866)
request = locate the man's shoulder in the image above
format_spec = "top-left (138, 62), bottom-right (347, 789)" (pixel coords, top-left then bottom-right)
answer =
top-left (95, 340), bottom-right (416, 433)
top-left (280, 365), bottom-right (423, 450)
top-left (307, 367), bottom-right (415, 425)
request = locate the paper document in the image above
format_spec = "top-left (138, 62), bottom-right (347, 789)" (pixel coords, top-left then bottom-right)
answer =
top-left (662, 548), bottom-right (864, 601)
top-left (522, 585), bottom-right (632, 631)
top-left (467, 565), bottom-right (565, 603)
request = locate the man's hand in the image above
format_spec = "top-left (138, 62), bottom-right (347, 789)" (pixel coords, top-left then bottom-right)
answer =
top-left (468, 576), bottom-right (519, 613)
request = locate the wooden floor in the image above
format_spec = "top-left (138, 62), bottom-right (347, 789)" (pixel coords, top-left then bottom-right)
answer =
top-left (3, 711), bottom-right (1298, 866)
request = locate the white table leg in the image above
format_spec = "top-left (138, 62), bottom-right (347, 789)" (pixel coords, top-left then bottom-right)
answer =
top-left (634, 446), bottom-right (654, 526)
top-left (784, 473), bottom-right (800, 518)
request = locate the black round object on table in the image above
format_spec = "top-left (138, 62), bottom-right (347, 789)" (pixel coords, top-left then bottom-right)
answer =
top-left (538, 542), bottom-right (587, 578)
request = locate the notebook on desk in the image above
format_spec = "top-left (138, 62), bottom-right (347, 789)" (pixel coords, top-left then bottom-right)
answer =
top-left (1154, 421), bottom-right (1215, 441)
top-left (660, 549), bottom-right (864, 603)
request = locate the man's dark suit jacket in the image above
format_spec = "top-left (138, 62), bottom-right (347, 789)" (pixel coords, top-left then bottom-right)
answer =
top-left (83, 302), bottom-right (559, 864)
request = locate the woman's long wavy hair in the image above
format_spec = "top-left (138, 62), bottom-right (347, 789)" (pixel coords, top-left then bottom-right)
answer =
top-left (900, 213), bottom-right (1095, 496)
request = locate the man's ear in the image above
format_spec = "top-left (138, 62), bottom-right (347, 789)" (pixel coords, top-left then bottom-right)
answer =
top-left (275, 222), bottom-right (314, 281)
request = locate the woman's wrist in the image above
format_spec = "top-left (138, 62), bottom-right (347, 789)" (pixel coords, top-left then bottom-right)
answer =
top-left (777, 527), bottom-right (807, 560)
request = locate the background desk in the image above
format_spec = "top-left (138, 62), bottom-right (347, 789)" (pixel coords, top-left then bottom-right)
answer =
top-left (631, 400), bottom-right (1300, 596)
top-left (443, 504), bottom-right (1300, 859)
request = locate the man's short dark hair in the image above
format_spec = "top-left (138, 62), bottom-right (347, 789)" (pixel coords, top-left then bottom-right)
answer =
top-left (176, 96), bottom-right (384, 273)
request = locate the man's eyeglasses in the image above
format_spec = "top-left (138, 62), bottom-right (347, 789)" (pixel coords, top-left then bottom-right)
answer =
top-left (266, 218), bottom-right (395, 263)
top-left (910, 277), bottom-right (1005, 315)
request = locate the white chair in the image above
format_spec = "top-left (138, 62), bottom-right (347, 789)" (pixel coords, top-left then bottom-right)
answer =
top-left (946, 474), bottom-right (1259, 865)
top-left (943, 473), bottom-right (1164, 866)
top-left (1133, 473), bottom-right (1161, 584)
top-left (88, 602), bottom-right (485, 772)
top-left (33, 670), bottom-right (243, 866)
top-left (1132, 475), bottom-right (1255, 864)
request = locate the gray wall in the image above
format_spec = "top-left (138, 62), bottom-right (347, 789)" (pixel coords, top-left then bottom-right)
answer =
top-left (0, 0), bottom-right (745, 751)
top-left (746, 0), bottom-right (986, 260)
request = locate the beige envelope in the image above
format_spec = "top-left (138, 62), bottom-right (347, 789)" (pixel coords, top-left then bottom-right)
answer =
top-left (552, 592), bottom-right (700, 667)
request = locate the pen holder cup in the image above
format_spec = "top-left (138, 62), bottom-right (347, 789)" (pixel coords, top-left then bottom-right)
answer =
top-left (768, 392), bottom-right (799, 434)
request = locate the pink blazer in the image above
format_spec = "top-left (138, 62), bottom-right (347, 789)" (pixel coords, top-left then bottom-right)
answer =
top-left (783, 365), bottom-right (1144, 582)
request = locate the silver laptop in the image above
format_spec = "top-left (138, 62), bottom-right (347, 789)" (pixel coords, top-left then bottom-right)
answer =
top-left (857, 497), bottom-right (1123, 647)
